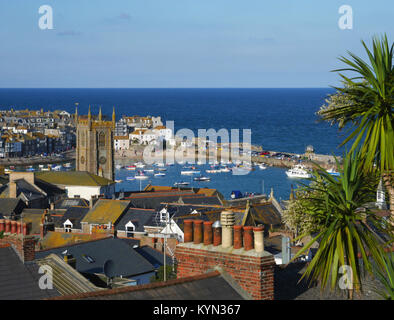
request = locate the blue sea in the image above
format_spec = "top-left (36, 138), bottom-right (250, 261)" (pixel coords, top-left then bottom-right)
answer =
top-left (0, 88), bottom-right (346, 200)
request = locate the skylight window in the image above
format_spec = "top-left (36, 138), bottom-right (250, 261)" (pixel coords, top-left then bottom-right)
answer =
top-left (82, 254), bottom-right (95, 263)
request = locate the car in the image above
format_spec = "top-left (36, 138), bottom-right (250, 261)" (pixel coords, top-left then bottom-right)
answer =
top-left (259, 151), bottom-right (270, 156)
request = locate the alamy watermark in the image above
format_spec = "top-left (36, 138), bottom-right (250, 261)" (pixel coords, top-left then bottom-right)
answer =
top-left (141, 121), bottom-right (253, 175)
top-left (338, 265), bottom-right (353, 290)
top-left (38, 5), bottom-right (53, 30)
top-left (38, 265), bottom-right (53, 290)
top-left (338, 5), bottom-right (353, 30)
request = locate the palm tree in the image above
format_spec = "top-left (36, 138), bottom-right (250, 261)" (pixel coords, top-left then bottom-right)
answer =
top-left (373, 252), bottom-right (394, 299)
top-left (292, 152), bottom-right (391, 297)
top-left (318, 34), bottom-right (393, 217)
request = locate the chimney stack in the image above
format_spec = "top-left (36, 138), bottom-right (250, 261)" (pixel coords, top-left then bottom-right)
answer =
top-left (5, 220), bottom-right (11, 233)
top-left (203, 221), bottom-right (213, 245)
top-left (193, 220), bottom-right (203, 244)
top-left (233, 225), bottom-right (243, 249)
top-left (243, 226), bottom-right (254, 251)
top-left (212, 220), bottom-right (222, 246)
top-left (220, 211), bottom-right (235, 248)
top-left (183, 220), bottom-right (193, 243)
top-left (253, 226), bottom-right (264, 253)
top-left (10, 221), bottom-right (17, 234)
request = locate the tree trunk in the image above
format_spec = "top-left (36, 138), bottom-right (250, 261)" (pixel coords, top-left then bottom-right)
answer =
top-left (383, 172), bottom-right (394, 224)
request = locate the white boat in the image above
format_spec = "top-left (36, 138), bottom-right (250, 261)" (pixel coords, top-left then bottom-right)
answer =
top-left (63, 162), bottom-right (72, 168)
top-left (327, 168), bottom-right (340, 176)
top-left (193, 176), bottom-right (211, 182)
top-left (181, 170), bottom-right (200, 175)
top-left (41, 167), bottom-right (50, 171)
top-left (126, 176), bottom-right (135, 181)
top-left (135, 162), bottom-right (145, 168)
top-left (155, 162), bottom-right (165, 167)
top-left (53, 165), bottom-right (62, 171)
top-left (38, 164), bottom-right (44, 168)
top-left (115, 164), bottom-right (122, 170)
top-left (231, 166), bottom-right (251, 175)
top-left (174, 181), bottom-right (190, 186)
top-left (157, 167), bottom-right (167, 172)
top-left (126, 165), bottom-right (136, 171)
top-left (154, 172), bottom-right (166, 177)
top-left (286, 165), bottom-right (312, 179)
top-left (115, 179), bottom-right (123, 183)
top-left (259, 164), bottom-right (267, 170)
top-left (144, 169), bottom-right (154, 174)
top-left (220, 167), bottom-right (231, 173)
top-left (206, 169), bottom-right (220, 173)
top-left (196, 160), bottom-right (204, 165)
top-left (135, 171), bottom-right (148, 180)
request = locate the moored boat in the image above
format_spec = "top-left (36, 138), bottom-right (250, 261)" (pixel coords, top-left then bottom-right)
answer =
top-left (285, 165), bottom-right (312, 179)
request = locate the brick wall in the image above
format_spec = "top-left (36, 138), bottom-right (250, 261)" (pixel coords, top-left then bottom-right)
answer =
top-left (0, 234), bottom-right (36, 262)
top-left (175, 243), bottom-right (275, 300)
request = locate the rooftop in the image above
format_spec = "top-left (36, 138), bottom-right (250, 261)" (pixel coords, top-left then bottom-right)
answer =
top-left (35, 171), bottom-right (115, 187)
top-left (0, 246), bottom-right (60, 300)
top-left (81, 199), bottom-right (131, 225)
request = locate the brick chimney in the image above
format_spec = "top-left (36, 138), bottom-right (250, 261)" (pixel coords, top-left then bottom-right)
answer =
top-left (0, 234), bottom-right (36, 262)
top-left (176, 211), bottom-right (275, 300)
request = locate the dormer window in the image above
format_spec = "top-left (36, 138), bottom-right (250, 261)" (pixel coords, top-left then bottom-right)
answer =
top-left (125, 221), bottom-right (135, 237)
top-left (64, 219), bottom-right (73, 233)
top-left (160, 208), bottom-right (169, 223)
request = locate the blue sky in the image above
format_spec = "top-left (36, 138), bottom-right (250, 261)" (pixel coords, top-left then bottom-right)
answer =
top-left (0, 0), bottom-right (392, 88)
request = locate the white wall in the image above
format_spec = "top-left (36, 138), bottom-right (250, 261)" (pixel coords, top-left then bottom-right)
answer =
top-left (65, 184), bottom-right (115, 199)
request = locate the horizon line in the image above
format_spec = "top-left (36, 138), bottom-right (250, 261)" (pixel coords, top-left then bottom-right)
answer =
top-left (0, 87), bottom-right (333, 90)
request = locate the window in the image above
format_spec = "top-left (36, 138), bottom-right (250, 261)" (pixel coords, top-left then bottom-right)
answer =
top-left (125, 221), bottom-right (135, 237)
top-left (98, 132), bottom-right (106, 147)
top-left (82, 254), bottom-right (95, 263)
top-left (64, 219), bottom-right (73, 233)
top-left (160, 208), bottom-right (169, 223)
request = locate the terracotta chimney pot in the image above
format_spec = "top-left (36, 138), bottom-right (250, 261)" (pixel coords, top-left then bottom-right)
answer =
top-left (193, 220), bottom-right (203, 244)
top-left (184, 220), bottom-right (193, 243)
top-left (203, 221), bottom-right (213, 245)
top-left (243, 226), bottom-right (254, 251)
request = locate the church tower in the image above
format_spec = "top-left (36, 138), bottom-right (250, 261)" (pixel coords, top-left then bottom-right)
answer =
top-left (76, 106), bottom-right (115, 181)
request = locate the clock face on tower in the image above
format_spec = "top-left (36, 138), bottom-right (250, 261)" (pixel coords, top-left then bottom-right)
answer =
top-left (99, 156), bottom-right (107, 164)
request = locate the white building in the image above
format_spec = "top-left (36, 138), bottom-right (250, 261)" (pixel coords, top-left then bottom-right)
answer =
top-left (114, 135), bottom-right (130, 151)
top-left (35, 171), bottom-right (116, 200)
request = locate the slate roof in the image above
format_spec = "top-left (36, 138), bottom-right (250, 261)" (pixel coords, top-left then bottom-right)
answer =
top-left (50, 271), bottom-right (245, 300)
top-left (274, 262), bottom-right (384, 300)
top-left (178, 196), bottom-right (222, 206)
top-left (127, 194), bottom-right (193, 209)
top-left (55, 206), bottom-right (90, 230)
top-left (36, 171), bottom-right (115, 186)
top-left (81, 199), bottom-right (131, 225)
top-left (0, 179), bottom-right (46, 202)
top-left (115, 208), bottom-right (155, 232)
top-left (0, 246), bottom-right (60, 300)
top-left (249, 202), bottom-right (282, 226)
top-left (35, 238), bottom-right (155, 278)
top-left (0, 198), bottom-right (26, 217)
top-left (134, 245), bottom-right (173, 268)
top-left (54, 198), bottom-right (89, 209)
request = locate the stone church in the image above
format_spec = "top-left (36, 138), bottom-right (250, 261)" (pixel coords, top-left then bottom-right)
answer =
top-left (75, 106), bottom-right (115, 181)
